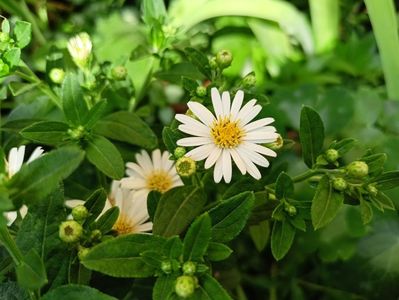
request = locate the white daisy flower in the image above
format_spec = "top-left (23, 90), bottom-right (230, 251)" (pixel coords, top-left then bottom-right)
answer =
top-left (175, 88), bottom-right (279, 183)
top-left (120, 149), bottom-right (184, 198)
top-left (3, 145), bottom-right (44, 225)
top-left (66, 180), bottom-right (153, 235)
top-left (67, 32), bottom-right (92, 69)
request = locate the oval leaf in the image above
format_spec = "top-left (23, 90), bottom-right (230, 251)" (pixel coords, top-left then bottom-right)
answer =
top-left (20, 121), bottom-right (69, 145)
top-left (183, 213), bottom-right (212, 261)
top-left (271, 219), bottom-right (296, 261)
top-left (42, 284), bottom-right (116, 300)
top-left (62, 73), bottom-right (89, 126)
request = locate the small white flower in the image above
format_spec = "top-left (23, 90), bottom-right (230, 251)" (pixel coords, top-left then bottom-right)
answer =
top-left (3, 145), bottom-right (44, 225)
top-left (175, 88), bottom-right (278, 183)
top-left (66, 181), bottom-right (153, 235)
top-left (120, 149), bottom-right (183, 198)
top-left (67, 32), bottom-right (92, 69)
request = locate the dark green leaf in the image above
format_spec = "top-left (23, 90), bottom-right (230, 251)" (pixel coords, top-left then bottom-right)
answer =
top-left (275, 172), bottom-right (294, 199)
top-left (311, 176), bottom-right (344, 230)
top-left (0, 281), bottom-right (28, 300)
top-left (82, 234), bottom-right (165, 278)
top-left (94, 111), bottom-right (157, 149)
top-left (299, 106), bottom-right (325, 168)
top-left (16, 249), bottom-right (47, 290)
top-left (147, 191), bottom-right (161, 221)
top-left (153, 275), bottom-right (177, 300)
top-left (360, 198), bottom-right (373, 225)
top-left (9, 82), bottom-right (39, 96)
top-left (84, 100), bottom-right (107, 129)
top-left (162, 127), bottom-right (184, 153)
top-left (153, 186), bottom-right (206, 237)
top-left (14, 21), bottom-right (31, 48)
top-left (206, 242), bottom-right (233, 261)
top-left (62, 73), bottom-right (89, 126)
top-left (20, 121), bottom-right (69, 145)
top-left (95, 207), bottom-right (119, 234)
top-left (361, 153), bottom-right (386, 176)
top-left (85, 135), bottom-right (124, 179)
top-left (140, 251), bottom-right (163, 269)
top-left (8, 146), bottom-right (84, 205)
top-left (185, 47), bottom-right (212, 79)
top-left (181, 77), bottom-right (198, 92)
top-left (208, 192), bottom-right (255, 243)
top-left (371, 171), bottom-right (399, 190)
top-left (0, 147), bottom-right (5, 173)
top-left (42, 284), bottom-right (117, 300)
top-left (163, 236), bottom-right (183, 259)
top-left (84, 189), bottom-right (107, 224)
top-left (249, 220), bottom-right (270, 252)
top-left (183, 213), bottom-right (212, 261)
top-left (200, 274), bottom-right (232, 300)
top-left (271, 220), bottom-right (296, 261)
top-left (330, 138), bottom-right (356, 155)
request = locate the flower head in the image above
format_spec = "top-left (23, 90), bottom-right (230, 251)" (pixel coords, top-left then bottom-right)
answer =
top-left (67, 32), bottom-right (92, 69)
top-left (120, 149), bottom-right (183, 197)
top-left (175, 88), bottom-right (278, 183)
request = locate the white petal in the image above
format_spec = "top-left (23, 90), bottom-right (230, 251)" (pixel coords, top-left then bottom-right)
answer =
top-left (19, 205), bottom-right (28, 218)
top-left (240, 146), bottom-right (270, 167)
top-left (65, 199), bottom-right (85, 208)
top-left (222, 150), bottom-right (232, 183)
top-left (152, 149), bottom-right (162, 170)
top-left (213, 156), bottom-right (223, 183)
top-left (239, 105), bottom-right (262, 127)
top-left (230, 90), bottom-right (244, 120)
top-left (229, 148), bottom-right (246, 175)
top-left (161, 151), bottom-right (174, 172)
top-left (136, 221), bottom-right (153, 232)
top-left (8, 146), bottom-right (25, 177)
top-left (175, 114), bottom-right (210, 134)
top-left (120, 177), bottom-right (147, 189)
top-left (242, 142), bottom-right (277, 157)
top-left (178, 124), bottom-right (210, 137)
top-left (243, 118), bottom-right (275, 132)
top-left (237, 148), bottom-right (261, 180)
top-left (211, 88), bottom-right (223, 119)
top-left (4, 211), bottom-right (17, 225)
top-left (177, 137), bottom-right (212, 147)
top-left (172, 177), bottom-right (184, 188)
top-left (27, 147), bottom-right (44, 163)
top-left (204, 147), bottom-right (222, 169)
top-left (187, 102), bottom-right (216, 126)
top-left (186, 144), bottom-right (216, 161)
top-left (136, 150), bottom-right (154, 172)
top-left (126, 162), bottom-right (146, 177)
top-left (236, 99), bottom-right (257, 122)
top-left (221, 91), bottom-right (231, 117)
top-left (244, 131), bottom-right (279, 141)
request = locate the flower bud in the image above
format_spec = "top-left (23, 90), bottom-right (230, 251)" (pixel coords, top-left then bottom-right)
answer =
top-left (196, 86), bottom-right (207, 97)
top-left (67, 32), bottom-right (92, 69)
top-left (347, 161), bottom-right (369, 179)
top-left (72, 205), bottom-right (89, 222)
top-left (161, 260), bottom-right (172, 274)
top-left (90, 229), bottom-right (102, 241)
top-left (209, 57), bottom-right (218, 69)
top-left (175, 275), bottom-right (197, 298)
top-left (49, 68), bottom-right (65, 84)
top-left (182, 261), bottom-right (196, 275)
top-left (111, 65), bottom-right (127, 80)
top-left (325, 149), bottom-right (339, 163)
top-left (174, 147), bottom-right (186, 159)
top-left (265, 134), bottom-right (283, 151)
top-left (175, 157), bottom-right (196, 177)
top-left (59, 220), bottom-right (83, 243)
top-left (242, 73), bottom-right (256, 88)
top-left (68, 125), bottom-right (85, 140)
top-left (216, 50), bottom-right (233, 69)
top-left (366, 184), bottom-right (378, 197)
top-left (332, 177), bottom-right (347, 192)
top-left (284, 204), bottom-right (297, 216)
top-left (78, 246), bottom-right (90, 260)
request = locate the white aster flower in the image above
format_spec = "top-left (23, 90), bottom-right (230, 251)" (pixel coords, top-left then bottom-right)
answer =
top-left (175, 88), bottom-right (278, 183)
top-left (67, 32), bottom-right (92, 69)
top-left (3, 145), bottom-right (44, 225)
top-left (66, 180), bottom-right (153, 235)
top-left (120, 149), bottom-right (183, 198)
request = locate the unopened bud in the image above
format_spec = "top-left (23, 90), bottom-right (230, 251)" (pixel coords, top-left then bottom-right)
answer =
top-left (161, 260), bottom-right (172, 274)
top-left (59, 220), bottom-right (83, 243)
top-left (174, 147), bottom-right (186, 159)
top-left (111, 65), bottom-right (127, 80)
top-left (90, 229), bottom-right (102, 241)
top-left (68, 125), bottom-right (85, 140)
top-left (325, 149), bottom-right (339, 163)
top-left (347, 161), bottom-right (368, 179)
top-left (175, 157), bottom-right (196, 177)
top-left (332, 177), bottom-right (347, 192)
top-left (242, 73), bottom-right (256, 87)
top-left (175, 275), bottom-right (197, 298)
top-left (49, 68), bottom-right (65, 84)
top-left (196, 86), bottom-right (207, 97)
top-left (265, 134), bottom-right (283, 151)
top-left (67, 32), bottom-right (92, 69)
top-left (366, 184), bottom-right (378, 197)
top-left (216, 50), bottom-right (233, 69)
top-left (284, 204), bottom-right (297, 216)
top-left (209, 57), bottom-right (218, 69)
top-left (182, 261), bottom-right (196, 275)
top-left (78, 246), bottom-right (90, 260)
top-left (72, 205), bottom-right (89, 222)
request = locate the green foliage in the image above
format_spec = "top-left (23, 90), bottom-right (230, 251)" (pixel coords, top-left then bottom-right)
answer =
top-left (183, 213), bottom-right (212, 261)
top-left (42, 284), bottom-right (116, 300)
top-left (16, 249), bottom-right (47, 290)
top-left (62, 73), bottom-right (89, 126)
top-left (271, 219), bottom-right (296, 261)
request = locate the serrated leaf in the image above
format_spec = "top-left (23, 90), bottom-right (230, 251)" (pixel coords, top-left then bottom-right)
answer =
top-left (85, 135), bottom-right (124, 179)
top-left (62, 73), bottom-right (89, 126)
top-left (271, 220), bottom-right (296, 260)
top-left (299, 106), bottom-right (325, 168)
top-left (206, 242), bottom-right (233, 261)
top-left (311, 176), bottom-right (343, 230)
top-left (183, 213), bottom-right (211, 261)
top-left (20, 121), bottom-right (69, 145)
top-left (14, 21), bottom-right (31, 48)
top-left (42, 284), bottom-right (117, 300)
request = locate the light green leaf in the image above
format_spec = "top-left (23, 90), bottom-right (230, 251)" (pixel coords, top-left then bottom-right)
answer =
top-left (16, 250), bottom-right (47, 290)
top-left (62, 73), bottom-right (89, 126)
top-left (14, 21), bottom-right (31, 48)
top-left (3, 48), bottom-right (20, 67)
top-left (371, 171), bottom-right (399, 190)
top-left (271, 219), bottom-right (296, 261)
top-left (20, 121), bottom-right (69, 145)
top-left (42, 284), bottom-right (117, 300)
top-left (183, 213), bottom-right (212, 261)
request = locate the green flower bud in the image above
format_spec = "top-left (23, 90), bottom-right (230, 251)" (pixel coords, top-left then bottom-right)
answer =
top-left (284, 204), bottom-right (297, 217)
top-left (366, 184), bottom-right (378, 197)
top-left (90, 229), bottom-right (102, 241)
top-left (175, 275), bottom-right (197, 298)
top-left (67, 125), bottom-right (85, 140)
top-left (174, 147), bottom-right (186, 159)
top-left (196, 86), bottom-right (207, 97)
top-left (332, 177), bottom-right (347, 192)
top-left (347, 161), bottom-right (369, 179)
top-left (111, 65), bottom-right (127, 80)
top-left (59, 220), bottom-right (83, 243)
top-left (182, 261), bottom-right (196, 275)
top-left (72, 205), bottom-right (89, 222)
top-left (216, 50), bottom-right (233, 69)
top-left (49, 68), bottom-right (65, 84)
top-left (175, 157), bottom-right (196, 177)
top-left (209, 57), bottom-right (218, 69)
top-left (78, 246), bottom-right (90, 260)
top-left (265, 134), bottom-right (283, 151)
top-left (242, 73), bottom-right (256, 87)
top-left (161, 260), bottom-right (172, 274)
top-left (325, 149), bottom-right (339, 163)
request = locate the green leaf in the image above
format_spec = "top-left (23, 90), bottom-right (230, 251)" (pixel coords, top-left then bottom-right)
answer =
top-left (147, 191), bottom-right (161, 221)
top-left (42, 284), bottom-right (117, 300)
top-left (271, 220), bottom-right (296, 261)
top-left (206, 242), bottom-right (233, 261)
top-left (299, 106), bottom-right (325, 168)
top-left (16, 249), bottom-right (47, 290)
top-left (311, 175), bottom-right (343, 230)
top-left (185, 47), bottom-right (212, 79)
top-left (20, 121), bottom-right (69, 145)
top-left (94, 111), bottom-right (157, 149)
top-left (0, 146), bottom-right (5, 173)
top-left (359, 198), bottom-right (373, 225)
top-left (181, 76), bottom-right (198, 92)
top-left (153, 275), bottom-right (177, 300)
top-left (371, 171), bottom-right (399, 190)
top-left (371, 192), bottom-right (395, 211)
top-left (3, 48), bottom-right (20, 67)
top-left (208, 192), bottom-right (255, 243)
top-left (140, 250), bottom-right (163, 269)
top-left (163, 236), bottom-right (183, 259)
top-left (85, 135), bottom-right (124, 179)
top-left (249, 220), bottom-right (270, 252)
top-left (14, 21), bottom-right (31, 48)
top-left (8, 82), bottom-right (39, 96)
top-left (84, 189), bottom-right (107, 224)
top-left (0, 281), bottom-right (28, 299)
top-left (62, 73), bottom-right (89, 126)
top-left (162, 127), bottom-right (184, 153)
top-left (8, 146), bottom-right (84, 205)
top-left (330, 138), bottom-right (356, 155)
top-left (141, 0), bottom-right (167, 25)
top-left (199, 274), bottom-right (232, 300)
top-left (95, 207), bottom-right (119, 234)
top-left (81, 234), bottom-right (165, 278)
top-left (83, 100), bottom-right (107, 129)
top-left (183, 213), bottom-right (212, 261)
top-left (1, 19), bottom-right (10, 33)
top-left (275, 172), bottom-right (294, 199)
top-left (361, 153), bottom-right (386, 176)
top-left (153, 186), bottom-right (206, 237)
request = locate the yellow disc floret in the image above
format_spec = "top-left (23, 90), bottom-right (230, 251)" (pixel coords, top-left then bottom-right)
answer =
top-left (146, 171), bottom-right (173, 193)
top-left (211, 117), bottom-right (244, 148)
top-left (113, 213), bottom-right (136, 235)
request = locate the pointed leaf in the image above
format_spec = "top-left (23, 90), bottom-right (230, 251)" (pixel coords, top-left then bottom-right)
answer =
top-left (271, 220), bottom-right (296, 260)
top-left (62, 73), bottom-right (89, 126)
top-left (183, 213), bottom-right (211, 261)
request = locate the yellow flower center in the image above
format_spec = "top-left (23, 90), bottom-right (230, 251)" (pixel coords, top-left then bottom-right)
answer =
top-left (113, 213), bottom-right (136, 235)
top-left (146, 171), bottom-right (173, 193)
top-left (211, 117), bottom-right (244, 148)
